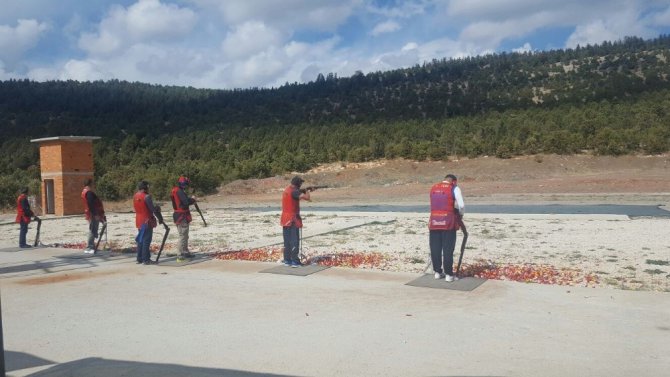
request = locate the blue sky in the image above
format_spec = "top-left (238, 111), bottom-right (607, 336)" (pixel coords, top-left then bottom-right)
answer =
top-left (2, 0), bottom-right (670, 89)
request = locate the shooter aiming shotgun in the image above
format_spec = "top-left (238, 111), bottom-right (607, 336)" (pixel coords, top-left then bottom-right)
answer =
top-left (299, 185), bottom-right (329, 194)
top-left (153, 205), bottom-right (170, 263)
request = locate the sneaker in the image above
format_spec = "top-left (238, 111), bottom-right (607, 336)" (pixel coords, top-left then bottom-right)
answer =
top-left (445, 275), bottom-right (459, 282)
top-left (176, 257), bottom-right (186, 262)
top-left (84, 248), bottom-right (93, 254)
top-left (19, 244), bottom-right (32, 249)
top-left (282, 260), bottom-right (291, 266)
top-left (136, 260), bottom-right (143, 264)
top-left (291, 261), bottom-right (303, 268)
top-left (434, 272), bottom-right (445, 279)
top-left (143, 260), bottom-right (156, 265)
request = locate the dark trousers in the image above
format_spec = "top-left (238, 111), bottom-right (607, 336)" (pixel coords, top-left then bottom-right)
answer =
top-left (87, 219), bottom-right (100, 249)
top-left (19, 221), bottom-right (29, 246)
top-left (283, 226), bottom-right (300, 262)
top-left (136, 225), bottom-right (154, 263)
top-left (430, 229), bottom-right (457, 275)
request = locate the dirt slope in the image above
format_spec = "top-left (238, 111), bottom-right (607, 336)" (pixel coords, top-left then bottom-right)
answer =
top-left (217, 154), bottom-right (670, 207)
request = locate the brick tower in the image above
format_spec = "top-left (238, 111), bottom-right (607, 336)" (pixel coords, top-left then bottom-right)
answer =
top-left (30, 136), bottom-right (101, 216)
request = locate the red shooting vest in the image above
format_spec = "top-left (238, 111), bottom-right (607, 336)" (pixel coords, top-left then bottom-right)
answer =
top-left (15, 194), bottom-right (31, 224)
top-left (428, 181), bottom-right (459, 231)
top-left (133, 191), bottom-right (156, 229)
top-left (81, 187), bottom-right (105, 221)
top-left (280, 185), bottom-right (303, 228)
top-left (170, 186), bottom-right (192, 224)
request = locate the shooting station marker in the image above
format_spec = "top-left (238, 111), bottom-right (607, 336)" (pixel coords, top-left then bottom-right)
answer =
top-left (260, 264), bottom-right (330, 276)
top-left (405, 274), bottom-right (486, 291)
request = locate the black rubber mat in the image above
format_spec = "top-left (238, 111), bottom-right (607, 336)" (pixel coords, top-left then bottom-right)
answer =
top-left (260, 264), bottom-right (330, 276)
top-left (155, 254), bottom-right (212, 267)
top-left (405, 274), bottom-right (487, 291)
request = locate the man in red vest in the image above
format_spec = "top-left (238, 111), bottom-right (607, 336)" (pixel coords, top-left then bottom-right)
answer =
top-left (81, 179), bottom-right (106, 254)
top-left (133, 180), bottom-right (157, 265)
top-left (171, 175), bottom-right (196, 261)
top-left (429, 174), bottom-right (465, 282)
top-left (280, 176), bottom-right (311, 267)
top-left (15, 187), bottom-right (34, 248)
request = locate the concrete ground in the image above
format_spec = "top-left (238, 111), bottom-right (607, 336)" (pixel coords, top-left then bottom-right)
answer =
top-left (0, 245), bottom-right (669, 377)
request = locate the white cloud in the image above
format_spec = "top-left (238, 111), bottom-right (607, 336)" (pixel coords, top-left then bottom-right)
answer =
top-left (371, 20), bottom-right (400, 36)
top-left (221, 21), bottom-right (284, 60)
top-left (366, 1), bottom-right (427, 19)
top-left (192, 0), bottom-right (362, 32)
top-left (646, 6), bottom-right (670, 27)
top-left (60, 59), bottom-right (111, 81)
top-left (78, 0), bottom-right (197, 56)
top-left (565, 9), bottom-right (653, 48)
top-left (513, 42), bottom-right (533, 53)
top-left (0, 19), bottom-right (49, 68)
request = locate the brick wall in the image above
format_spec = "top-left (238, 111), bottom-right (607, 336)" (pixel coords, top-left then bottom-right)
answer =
top-left (38, 140), bottom-right (95, 216)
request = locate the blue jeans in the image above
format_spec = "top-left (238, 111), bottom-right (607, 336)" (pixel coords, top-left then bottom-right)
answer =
top-left (429, 230), bottom-right (457, 275)
top-left (282, 226), bottom-right (300, 263)
top-left (19, 221), bottom-right (29, 246)
top-left (136, 224), bottom-right (154, 263)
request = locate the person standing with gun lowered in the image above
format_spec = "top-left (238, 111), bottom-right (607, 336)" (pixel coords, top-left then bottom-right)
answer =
top-left (81, 179), bottom-right (106, 254)
top-left (428, 174), bottom-right (465, 282)
top-left (171, 176), bottom-right (197, 261)
top-left (15, 187), bottom-right (35, 249)
top-left (280, 176), bottom-right (315, 267)
top-left (134, 180), bottom-right (158, 265)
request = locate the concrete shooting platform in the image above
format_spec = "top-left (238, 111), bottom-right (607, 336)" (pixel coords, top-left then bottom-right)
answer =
top-left (0, 245), bottom-right (668, 377)
top-left (260, 263), bottom-right (330, 276)
top-left (405, 274), bottom-right (487, 291)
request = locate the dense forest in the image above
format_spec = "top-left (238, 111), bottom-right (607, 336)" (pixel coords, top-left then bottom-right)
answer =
top-left (1, 35), bottom-right (669, 206)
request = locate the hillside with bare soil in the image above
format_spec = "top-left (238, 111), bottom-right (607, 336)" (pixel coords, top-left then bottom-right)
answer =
top-left (217, 154), bottom-right (670, 207)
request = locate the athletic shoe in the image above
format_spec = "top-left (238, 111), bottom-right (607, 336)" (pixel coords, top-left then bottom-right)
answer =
top-left (177, 257), bottom-right (186, 262)
top-left (84, 248), bottom-right (93, 254)
top-left (282, 260), bottom-right (291, 266)
top-left (445, 275), bottom-right (459, 282)
top-left (143, 260), bottom-right (156, 265)
top-left (291, 261), bottom-right (303, 268)
top-left (19, 244), bottom-right (32, 249)
top-left (434, 272), bottom-right (445, 279)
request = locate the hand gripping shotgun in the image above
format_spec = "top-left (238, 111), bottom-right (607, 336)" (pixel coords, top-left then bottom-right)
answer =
top-left (153, 206), bottom-right (170, 263)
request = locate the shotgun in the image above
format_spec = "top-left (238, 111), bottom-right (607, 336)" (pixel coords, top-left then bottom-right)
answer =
top-left (33, 216), bottom-right (42, 247)
top-left (300, 185), bottom-right (329, 194)
top-left (455, 216), bottom-right (468, 277)
top-left (193, 202), bottom-right (207, 227)
top-left (94, 221), bottom-right (107, 252)
top-left (153, 206), bottom-right (170, 263)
